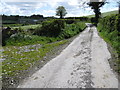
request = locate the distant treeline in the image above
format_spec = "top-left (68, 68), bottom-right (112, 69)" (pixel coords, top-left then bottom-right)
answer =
top-left (65, 17), bottom-right (90, 21)
top-left (2, 14), bottom-right (44, 24)
top-left (2, 14), bottom-right (44, 20)
top-left (1, 14), bottom-right (91, 24)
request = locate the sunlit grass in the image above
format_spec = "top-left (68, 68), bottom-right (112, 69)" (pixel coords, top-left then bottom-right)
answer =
top-left (2, 20), bottom-right (86, 87)
top-left (97, 23), bottom-right (120, 73)
top-left (2, 40), bottom-right (68, 87)
top-left (13, 24), bottom-right (42, 30)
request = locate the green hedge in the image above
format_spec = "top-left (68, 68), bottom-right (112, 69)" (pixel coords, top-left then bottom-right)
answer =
top-left (4, 20), bottom-right (86, 46)
top-left (59, 22), bottom-right (86, 39)
top-left (98, 14), bottom-right (120, 52)
top-left (34, 19), bottom-right (86, 38)
top-left (98, 14), bottom-right (120, 73)
top-left (34, 20), bottom-right (65, 37)
top-left (99, 14), bottom-right (119, 32)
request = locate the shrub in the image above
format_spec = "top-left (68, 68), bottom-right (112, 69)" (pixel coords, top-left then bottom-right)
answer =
top-left (59, 23), bottom-right (83, 39)
top-left (34, 20), bottom-right (65, 37)
top-left (2, 27), bottom-right (18, 46)
top-left (10, 33), bottom-right (32, 41)
top-left (65, 19), bottom-right (75, 24)
top-left (6, 33), bottom-right (32, 45)
top-left (4, 20), bottom-right (86, 46)
top-left (99, 14), bottom-right (120, 32)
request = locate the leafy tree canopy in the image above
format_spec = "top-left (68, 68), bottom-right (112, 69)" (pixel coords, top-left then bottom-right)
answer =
top-left (56, 6), bottom-right (67, 19)
top-left (87, 0), bottom-right (106, 26)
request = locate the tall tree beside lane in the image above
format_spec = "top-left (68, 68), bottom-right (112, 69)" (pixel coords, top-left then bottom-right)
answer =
top-left (87, 0), bottom-right (106, 26)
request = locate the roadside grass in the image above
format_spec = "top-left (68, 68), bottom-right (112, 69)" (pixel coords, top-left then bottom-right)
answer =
top-left (2, 40), bottom-right (68, 87)
top-left (0, 46), bottom-right (2, 82)
top-left (2, 21), bottom-right (18, 24)
top-left (97, 24), bottom-right (120, 73)
top-left (77, 21), bottom-right (86, 30)
top-left (6, 35), bottom-right (59, 46)
top-left (0, 61), bottom-right (1, 83)
top-left (5, 21), bottom-right (86, 46)
top-left (3, 24), bottom-right (42, 31)
top-left (13, 24), bottom-right (42, 30)
top-left (3, 24), bottom-right (23, 27)
top-left (97, 14), bottom-right (120, 73)
top-left (2, 20), bottom-right (86, 87)
top-left (58, 21), bottom-right (86, 39)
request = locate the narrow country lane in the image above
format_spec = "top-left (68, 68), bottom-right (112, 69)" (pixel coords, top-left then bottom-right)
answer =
top-left (18, 24), bottom-right (118, 88)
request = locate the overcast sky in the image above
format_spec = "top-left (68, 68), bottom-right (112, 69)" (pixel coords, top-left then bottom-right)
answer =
top-left (0, 0), bottom-right (118, 17)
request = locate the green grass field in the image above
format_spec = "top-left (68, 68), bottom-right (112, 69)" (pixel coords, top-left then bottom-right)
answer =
top-left (13, 24), bottom-right (42, 30)
top-left (3, 24), bottom-right (42, 30)
top-left (2, 40), bottom-right (68, 87)
top-left (87, 10), bottom-right (118, 18)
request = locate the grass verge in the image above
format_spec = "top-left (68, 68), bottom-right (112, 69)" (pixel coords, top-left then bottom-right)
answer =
top-left (6, 35), bottom-right (59, 46)
top-left (97, 24), bottom-right (120, 74)
top-left (2, 21), bottom-right (86, 88)
top-left (2, 40), bottom-right (68, 88)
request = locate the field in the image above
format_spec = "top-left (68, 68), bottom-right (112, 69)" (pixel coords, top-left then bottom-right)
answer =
top-left (87, 10), bottom-right (118, 17)
top-left (3, 24), bottom-right (42, 30)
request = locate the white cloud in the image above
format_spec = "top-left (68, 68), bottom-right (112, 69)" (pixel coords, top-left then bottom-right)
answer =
top-left (1, 2), bottom-right (22, 15)
top-left (68, 0), bottom-right (79, 5)
top-left (0, 0), bottom-right (118, 17)
top-left (0, 1), bottom-right (47, 15)
top-left (41, 10), bottom-right (55, 16)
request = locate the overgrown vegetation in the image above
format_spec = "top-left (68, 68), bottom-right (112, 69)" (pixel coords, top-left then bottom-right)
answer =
top-left (3, 19), bottom-right (86, 46)
top-left (58, 22), bottom-right (86, 39)
top-left (6, 35), bottom-right (60, 46)
top-left (2, 40), bottom-right (68, 88)
top-left (2, 19), bottom-right (86, 88)
top-left (97, 14), bottom-right (120, 73)
top-left (34, 20), bottom-right (65, 37)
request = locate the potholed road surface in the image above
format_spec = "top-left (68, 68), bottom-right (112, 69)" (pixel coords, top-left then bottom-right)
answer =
top-left (18, 24), bottom-right (118, 88)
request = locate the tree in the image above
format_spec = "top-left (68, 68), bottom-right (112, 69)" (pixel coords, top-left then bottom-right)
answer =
top-left (30, 14), bottom-right (43, 19)
top-left (87, 0), bottom-right (106, 26)
top-left (112, 0), bottom-right (120, 14)
top-left (79, 0), bottom-right (106, 26)
top-left (117, 1), bottom-right (120, 14)
top-left (56, 6), bottom-right (67, 19)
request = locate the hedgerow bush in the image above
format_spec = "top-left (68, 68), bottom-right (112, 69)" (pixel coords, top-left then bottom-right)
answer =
top-left (34, 20), bottom-right (65, 37)
top-left (65, 19), bottom-right (75, 24)
top-left (2, 27), bottom-right (18, 46)
top-left (59, 23), bottom-right (82, 39)
top-left (4, 19), bottom-right (86, 46)
top-left (98, 14), bottom-right (120, 51)
top-left (6, 34), bottom-right (59, 46)
top-left (99, 14), bottom-right (119, 32)
top-left (98, 14), bottom-right (120, 73)
top-left (34, 20), bottom-right (86, 39)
